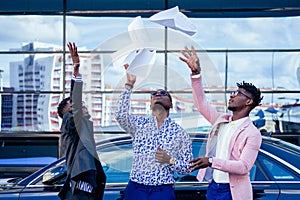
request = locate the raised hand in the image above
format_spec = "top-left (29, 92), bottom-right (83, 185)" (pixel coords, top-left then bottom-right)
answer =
top-left (67, 42), bottom-right (80, 77)
top-left (124, 64), bottom-right (136, 87)
top-left (67, 42), bottom-right (80, 65)
top-left (179, 46), bottom-right (201, 74)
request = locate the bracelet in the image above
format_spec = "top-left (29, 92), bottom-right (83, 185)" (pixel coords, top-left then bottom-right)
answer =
top-left (73, 63), bottom-right (80, 68)
top-left (125, 83), bottom-right (133, 89)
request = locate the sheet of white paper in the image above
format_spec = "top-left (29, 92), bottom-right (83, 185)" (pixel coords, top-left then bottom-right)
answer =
top-left (123, 49), bottom-right (140, 66)
top-left (128, 16), bottom-right (150, 43)
top-left (128, 16), bottom-right (144, 31)
top-left (149, 6), bottom-right (197, 36)
top-left (123, 48), bottom-right (156, 77)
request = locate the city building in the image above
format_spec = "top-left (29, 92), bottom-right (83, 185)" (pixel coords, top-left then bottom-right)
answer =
top-left (8, 42), bottom-right (105, 131)
top-left (1, 87), bottom-right (14, 131)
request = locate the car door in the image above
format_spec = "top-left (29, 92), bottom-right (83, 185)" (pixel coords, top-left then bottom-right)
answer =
top-left (18, 166), bottom-right (64, 200)
top-left (254, 150), bottom-right (300, 200)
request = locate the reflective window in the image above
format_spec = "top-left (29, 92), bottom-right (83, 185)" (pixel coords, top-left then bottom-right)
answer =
top-left (258, 154), bottom-right (300, 181)
top-left (98, 142), bottom-right (132, 183)
top-left (0, 15), bottom-right (300, 133)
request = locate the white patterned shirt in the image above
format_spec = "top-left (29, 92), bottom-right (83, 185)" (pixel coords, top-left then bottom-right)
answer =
top-left (115, 87), bottom-right (193, 186)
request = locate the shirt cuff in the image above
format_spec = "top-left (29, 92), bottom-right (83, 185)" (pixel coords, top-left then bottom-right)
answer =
top-left (72, 74), bottom-right (82, 82)
top-left (191, 73), bottom-right (201, 79)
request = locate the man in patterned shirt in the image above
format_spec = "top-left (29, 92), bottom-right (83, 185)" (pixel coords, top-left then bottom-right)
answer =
top-left (115, 64), bottom-right (193, 200)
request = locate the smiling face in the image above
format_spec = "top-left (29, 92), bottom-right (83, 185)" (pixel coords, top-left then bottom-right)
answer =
top-left (150, 89), bottom-right (173, 110)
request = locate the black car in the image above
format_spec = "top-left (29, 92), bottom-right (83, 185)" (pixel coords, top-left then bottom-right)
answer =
top-left (0, 134), bottom-right (299, 200)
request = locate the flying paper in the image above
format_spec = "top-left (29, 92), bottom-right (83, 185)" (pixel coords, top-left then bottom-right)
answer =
top-left (149, 6), bottom-right (197, 36)
top-left (128, 16), bottom-right (150, 44)
top-left (123, 48), bottom-right (156, 77)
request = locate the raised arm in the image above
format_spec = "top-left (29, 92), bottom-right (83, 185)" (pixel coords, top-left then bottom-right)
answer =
top-left (67, 42), bottom-right (83, 132)
top-left (179, 46), bottom-right (220, 124)
top-left (67, 42), bottom-right (80, 77)
top-left (115, 64), bottom-right (138, 135)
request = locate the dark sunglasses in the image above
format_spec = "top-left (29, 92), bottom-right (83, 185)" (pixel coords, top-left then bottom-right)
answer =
top-left (151, 90), bottom-right (169, 96)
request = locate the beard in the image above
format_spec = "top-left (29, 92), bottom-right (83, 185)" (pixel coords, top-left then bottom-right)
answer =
top-left (228, 105), bottom-right (237, 112)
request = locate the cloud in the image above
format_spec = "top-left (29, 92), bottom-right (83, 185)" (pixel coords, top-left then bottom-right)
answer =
top-left (0, 16), bottom-right (63, 46)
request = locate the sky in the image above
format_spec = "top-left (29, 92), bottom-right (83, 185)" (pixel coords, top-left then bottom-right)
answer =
top-left (1, 15), bottom-right (300, 104)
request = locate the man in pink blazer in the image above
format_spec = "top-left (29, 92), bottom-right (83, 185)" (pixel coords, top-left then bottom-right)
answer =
top-left (179, 46), bottom-right (263, 200)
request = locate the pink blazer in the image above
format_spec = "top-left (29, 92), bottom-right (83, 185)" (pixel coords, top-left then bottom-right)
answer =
top-left (192, 76), bottom-right (262, 200)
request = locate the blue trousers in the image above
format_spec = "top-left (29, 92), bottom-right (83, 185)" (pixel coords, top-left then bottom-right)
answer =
top-left (207, 179), bottom-right (232, 200)
top-left (124, 180), bottom-right (175, 200)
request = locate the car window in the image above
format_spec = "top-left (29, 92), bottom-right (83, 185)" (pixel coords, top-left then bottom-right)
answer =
top-left (257, 153), bottom-right (300, 181)
top-left (97, 139), bottom-right (208, 183)
top-left (97, 142), bottom-right (132, 183)
top-left (250, 157), bottom-right (270, 181)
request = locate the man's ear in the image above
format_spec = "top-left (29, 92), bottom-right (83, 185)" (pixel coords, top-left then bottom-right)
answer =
top-left (245, 98), bottom-right (253, 106)
top-left (169, 102), bottom-right (173, 109)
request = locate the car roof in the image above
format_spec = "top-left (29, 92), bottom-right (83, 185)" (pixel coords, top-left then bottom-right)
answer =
top-left (262, 136), bottom-right (300, 154)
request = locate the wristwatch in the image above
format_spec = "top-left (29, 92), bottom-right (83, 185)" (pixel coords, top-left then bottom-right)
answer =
top-left (208, 157), bottom-right (213, 164)
top-left (169, 157), bottom-right (175, 165)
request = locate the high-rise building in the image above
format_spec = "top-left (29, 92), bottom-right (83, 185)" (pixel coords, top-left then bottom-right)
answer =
top-left (1, 87), bottom-right (14, 131)
top-left (9, 42), bottom-right (104, 131)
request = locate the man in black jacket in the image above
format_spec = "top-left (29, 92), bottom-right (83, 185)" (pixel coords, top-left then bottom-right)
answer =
top-left (57, 42), bottom-right (106, 200)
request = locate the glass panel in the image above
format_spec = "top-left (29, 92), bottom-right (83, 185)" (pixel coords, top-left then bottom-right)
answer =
top-left (258, 154), bottom-right (300, 181)
top-left (0, 15), bottom-right (63, 49)
top-left (3, 93), bottom-right (63, 132)
top-left (192, 17), bottom-right (300, 49)
top-left (66, 17), bottom-right (132, 49)
top-left (227, 52), bottom-right (299, 91)
top-left (97, 143), bottom-right (132, 183)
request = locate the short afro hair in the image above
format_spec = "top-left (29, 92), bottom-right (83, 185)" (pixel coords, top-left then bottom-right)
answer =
top-left (57, 97), bottom-right (70, 119)
top-left (237, 81), bottom-right (263, 109)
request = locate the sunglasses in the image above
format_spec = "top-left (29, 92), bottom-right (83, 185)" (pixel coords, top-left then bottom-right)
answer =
top-left (231, 90), bottom-right (252, 99)
top-left (151, 90), bottom-right (169, 96)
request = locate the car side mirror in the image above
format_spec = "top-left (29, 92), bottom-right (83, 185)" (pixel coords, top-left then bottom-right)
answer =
top-left (42, 165), bottom-right (67, 185)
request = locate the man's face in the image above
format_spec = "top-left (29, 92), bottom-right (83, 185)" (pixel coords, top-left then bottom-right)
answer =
top-left (150, 90), bottom-right (173, 110)
top-left (228, 88), bottom-right (253, 111)
top-left (62, 100), bottom-right (71, 116)
top-left (62, 100), bottom-right (89, 117)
